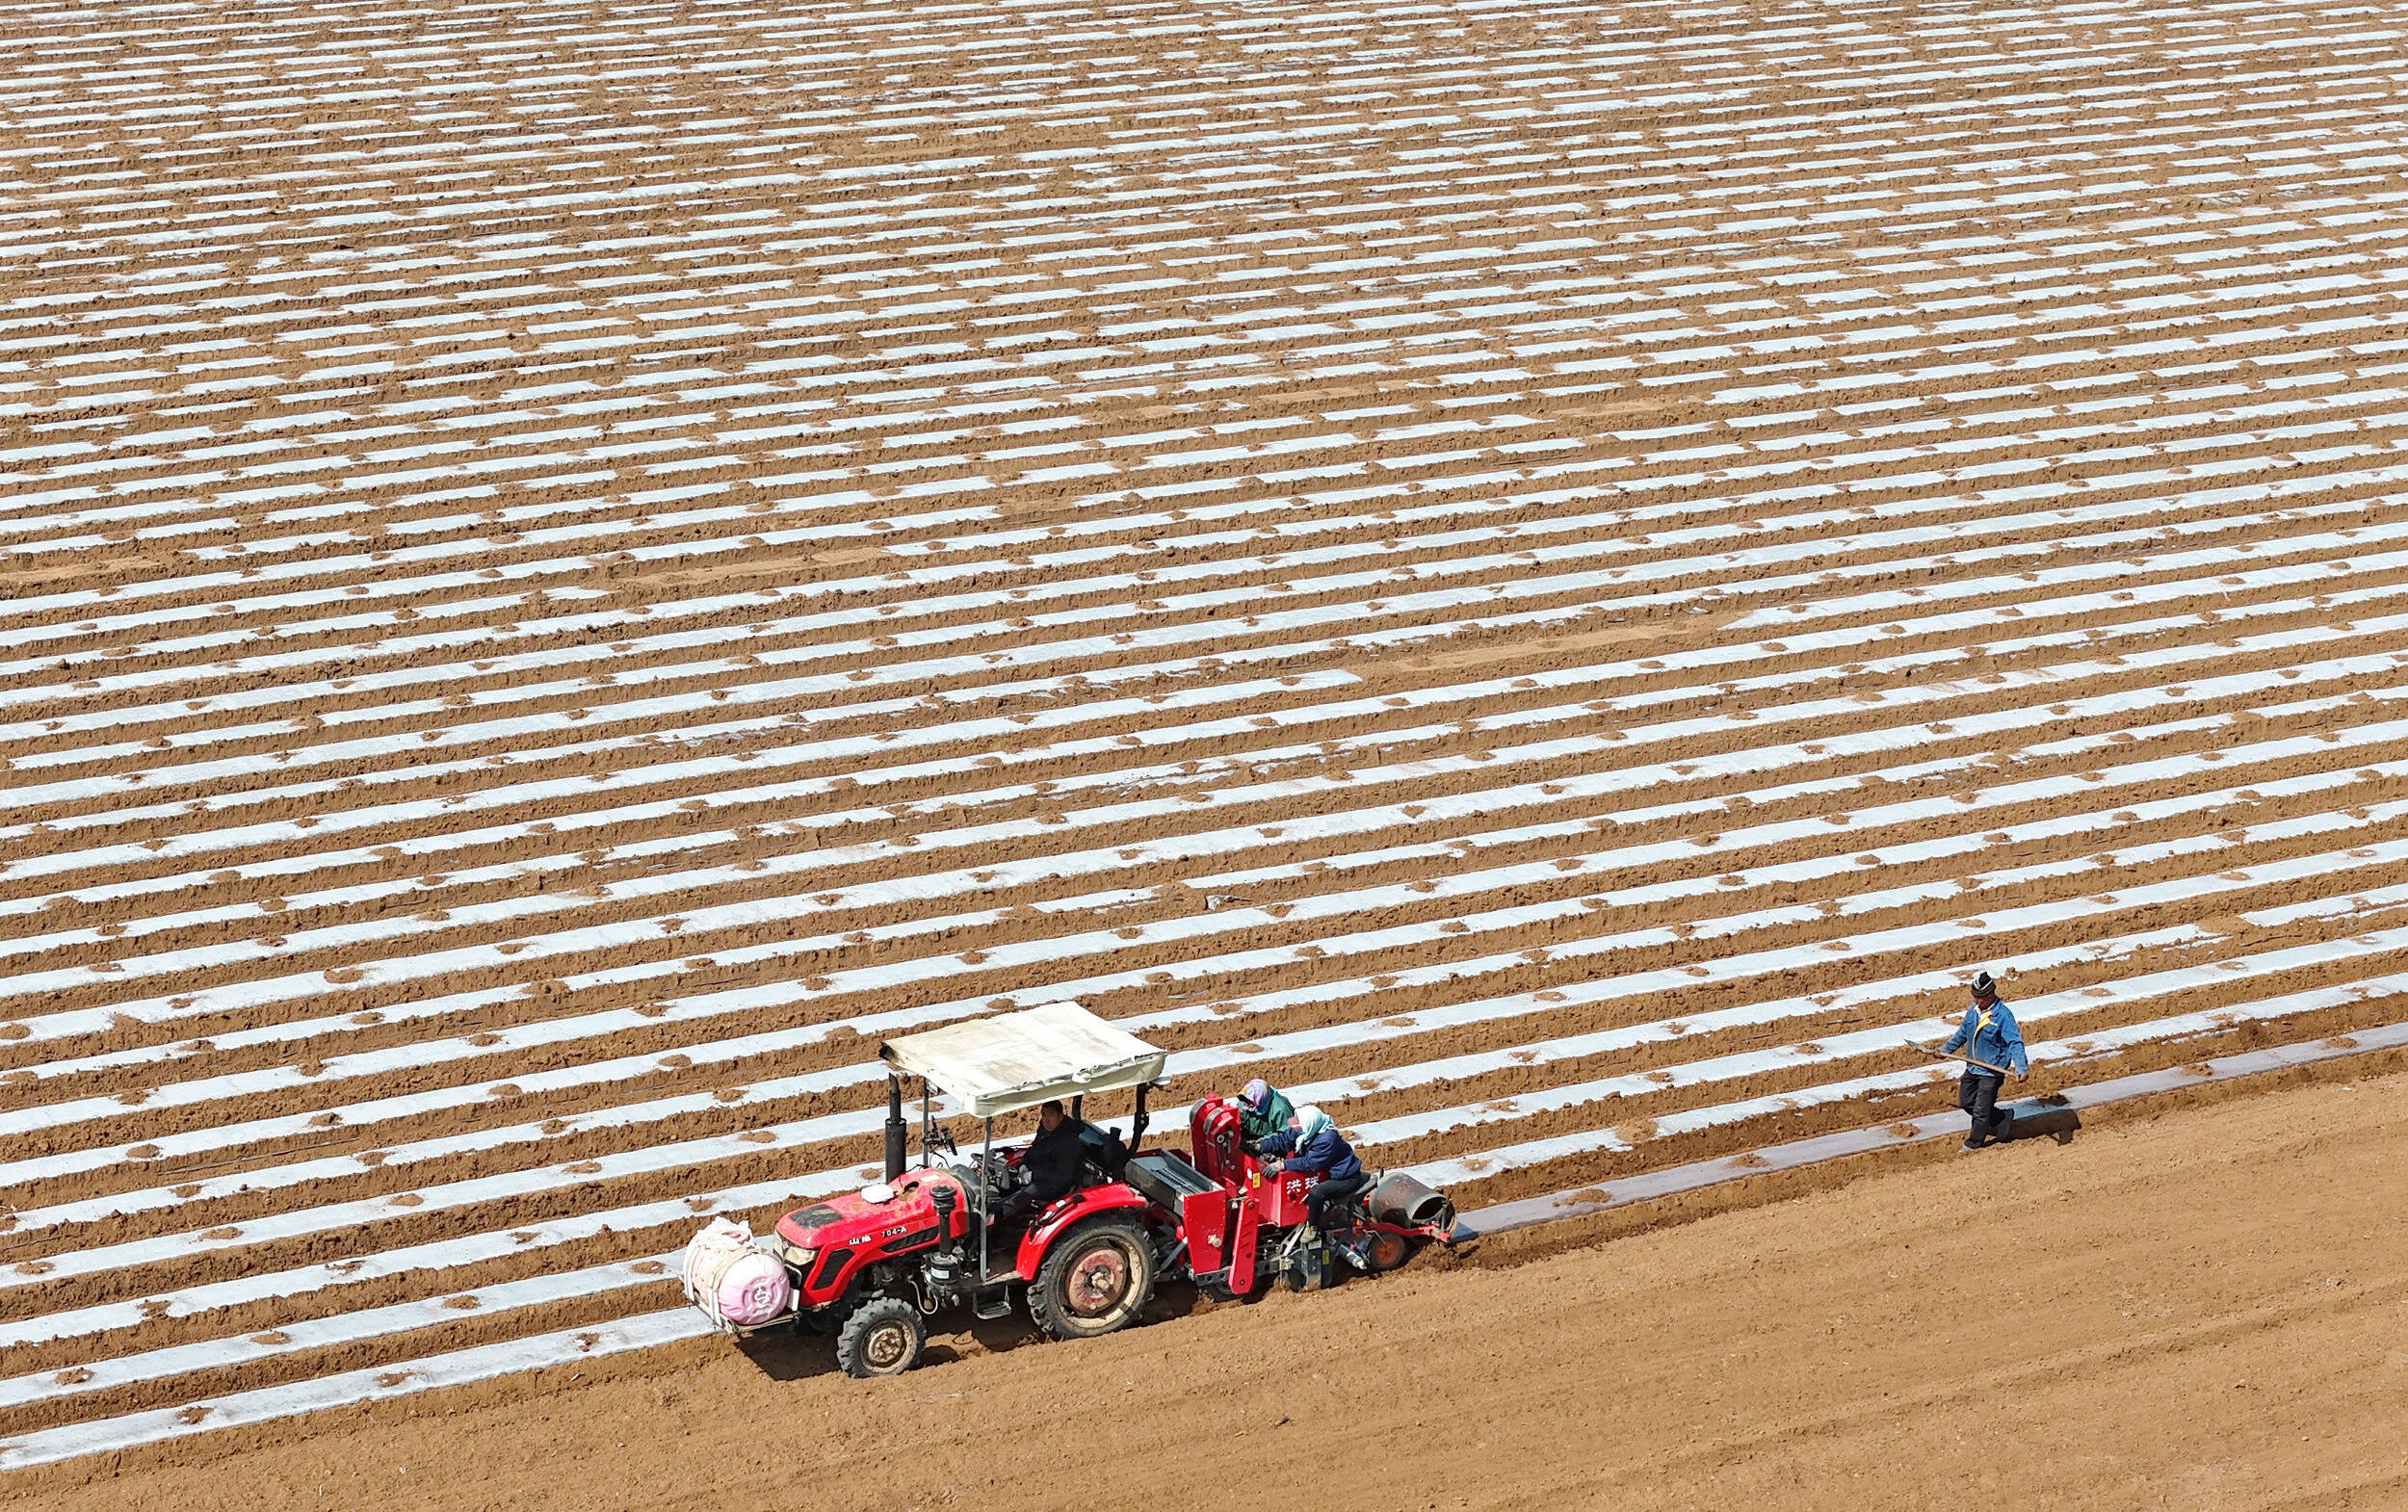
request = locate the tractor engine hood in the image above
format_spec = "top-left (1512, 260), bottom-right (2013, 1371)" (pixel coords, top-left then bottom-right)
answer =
top-left (775, 1167), bottom-right (971, 1252)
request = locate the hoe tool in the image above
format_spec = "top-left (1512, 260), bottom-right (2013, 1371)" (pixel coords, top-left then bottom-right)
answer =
top-left (1905, 1040), bottom-right (2014, 1077)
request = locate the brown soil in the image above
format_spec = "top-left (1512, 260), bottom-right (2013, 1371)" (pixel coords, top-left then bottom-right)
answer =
top-left (4, 0), bottom-right (2405, 1457)
top-left (14, 1065), bottom-right (2408, 1511)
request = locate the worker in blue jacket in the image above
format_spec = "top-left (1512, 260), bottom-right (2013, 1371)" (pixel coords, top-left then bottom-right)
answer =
top-left (1248, 1106), bottom-right (1370, 1235)
top-left (1943, 971), bottom-right (2029, 1151)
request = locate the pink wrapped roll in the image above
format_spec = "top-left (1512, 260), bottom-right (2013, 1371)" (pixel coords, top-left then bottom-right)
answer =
top-left (681, 1217), bottom-right (792, 1326)
top-left (712, 1250), bottom-right (793, 1326)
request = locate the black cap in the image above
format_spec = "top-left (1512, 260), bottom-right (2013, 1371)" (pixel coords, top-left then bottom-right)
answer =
top-left (1971, 972), bottom-right (1996, 997)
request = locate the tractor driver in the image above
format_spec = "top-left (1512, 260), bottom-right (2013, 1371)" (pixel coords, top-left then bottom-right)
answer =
top-left (1249, 1105), bottom-right (1369, 1238)
top-left (993, 1099), bottom-right (1092, 1228)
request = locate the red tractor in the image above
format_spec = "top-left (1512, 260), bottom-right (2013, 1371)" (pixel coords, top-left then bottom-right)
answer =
top-left (679, 1002), bottom-right (1462, 1376)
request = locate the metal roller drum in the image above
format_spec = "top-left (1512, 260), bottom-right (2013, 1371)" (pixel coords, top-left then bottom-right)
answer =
top-left (1370, 1171), bottom-right (1455, 1231)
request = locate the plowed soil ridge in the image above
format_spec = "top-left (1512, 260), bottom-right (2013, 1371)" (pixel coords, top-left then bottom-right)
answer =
top-left (4, 0), bottom-right (2406, 1460)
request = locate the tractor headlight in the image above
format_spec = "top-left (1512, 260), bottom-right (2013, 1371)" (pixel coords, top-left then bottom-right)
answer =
top-left (783, 1244), bottom-right (816, 1268)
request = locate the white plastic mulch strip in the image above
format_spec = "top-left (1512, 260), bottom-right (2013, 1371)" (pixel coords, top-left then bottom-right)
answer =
top-left (3, 769), bottom-right (2399, 1218)
top-left (1458, 1019), bottom-right (2408, 1234)
top-left (1397, 978), bottom-right (2408, 1190)
top-left (0, 1308), bottom-right (714, 1472)
top-left (0, 1254), bottom-right (676, 1418)
top-left (11, 581), bottom-right (2398, 1029)
top-left (12, 602), bottom-right (2400, 1067)
top-left (7, 490), bottom-right (2397, 792)
top-left (12, 1015), bottom-right (2403, 1475)
top-left (15, 639), bottom-right (2408, 1049)
top-left (9, 770), bottom-right (2396, 1200)
top-left (0, 467), bottom-right (2383, 738)
top-left (10, 863), bottom-right (2401, 1291)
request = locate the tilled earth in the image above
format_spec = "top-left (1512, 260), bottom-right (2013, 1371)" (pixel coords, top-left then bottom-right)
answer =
top-left (15, 1053), bottom-right (2408, 1509)
top-left (6, 0), bottom-right (2408, 1466)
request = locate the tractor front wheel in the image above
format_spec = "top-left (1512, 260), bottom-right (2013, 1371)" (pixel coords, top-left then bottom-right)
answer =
top-left (1029, 1212), bottom-right (1155, 1342)
top-left (834, 1296), bottom-right (925, 1378)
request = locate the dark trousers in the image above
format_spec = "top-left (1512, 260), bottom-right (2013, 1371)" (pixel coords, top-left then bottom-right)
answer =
top-left (1305, 1171), bottom-right (1371, 1227)
top-left (1959, 1070), bottom-right (2008, 1144)
top-left (993, 1182), bottom-right (1069, 1228)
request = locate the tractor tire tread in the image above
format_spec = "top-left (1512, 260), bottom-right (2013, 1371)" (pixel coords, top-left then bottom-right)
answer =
top-left (1028, 1212), bottom-right (1155, 1342)
top-left (834, 1294), bottom-right (926, 1378)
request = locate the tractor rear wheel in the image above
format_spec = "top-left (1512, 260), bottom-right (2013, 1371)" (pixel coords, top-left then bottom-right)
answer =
top-left (834, 1296), bottom-right (925, 1378)
top-left (1029, 1212), bottom-right (1154, 1342)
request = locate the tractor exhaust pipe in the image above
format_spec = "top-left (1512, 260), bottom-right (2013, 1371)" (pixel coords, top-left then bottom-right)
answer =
top-left (1369, 1171), bottom-right (1454, 1231)
top-left (883, 1078), bottom-right (907, 1183)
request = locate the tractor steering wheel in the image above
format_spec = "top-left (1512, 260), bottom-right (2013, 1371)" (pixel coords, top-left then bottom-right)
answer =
top-left (977, 1151), bottom-right (1024, 1195)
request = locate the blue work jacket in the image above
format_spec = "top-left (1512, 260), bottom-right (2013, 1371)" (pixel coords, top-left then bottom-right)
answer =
top-left (1943, 997), bottom-right (2029, 1077)
top-left (1257, 1124), bottom-right (1363, 1183)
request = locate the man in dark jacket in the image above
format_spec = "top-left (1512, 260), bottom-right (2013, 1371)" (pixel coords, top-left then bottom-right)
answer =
top-left (1943, 971), bottom-right (2029, 1151)
top-left (995, 1100), bottom-right (1091, 1226)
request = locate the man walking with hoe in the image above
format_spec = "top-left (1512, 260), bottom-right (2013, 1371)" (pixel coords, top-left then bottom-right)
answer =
top-left (1933, 971), bottom-right (2028, 1151)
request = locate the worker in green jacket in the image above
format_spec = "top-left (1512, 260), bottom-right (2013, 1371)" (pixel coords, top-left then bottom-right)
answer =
top-left (1237, 1079), bottom-right (1294, 1143)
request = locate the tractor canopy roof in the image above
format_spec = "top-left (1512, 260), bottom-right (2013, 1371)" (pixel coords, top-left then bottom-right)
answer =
top-left (878, 1001), bottom-right (1166, 1119)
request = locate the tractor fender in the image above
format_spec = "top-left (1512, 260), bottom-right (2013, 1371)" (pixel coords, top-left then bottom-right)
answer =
top-left (1013, 1184), bottom-right (1147, 1279)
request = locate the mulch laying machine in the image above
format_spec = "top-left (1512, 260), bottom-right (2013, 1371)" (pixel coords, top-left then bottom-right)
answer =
top-left (679, 1003), bottom-right (1461, 1375)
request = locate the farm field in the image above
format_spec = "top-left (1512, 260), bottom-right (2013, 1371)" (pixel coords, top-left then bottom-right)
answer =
top-left (14, 1058), bottom-right (2408, 1509)
top-left (6, 0), bottom-right (2408, 1472)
